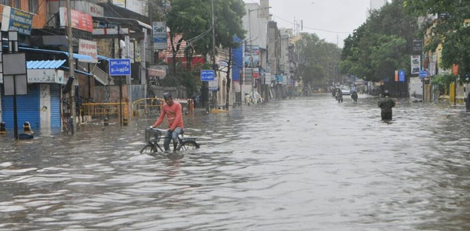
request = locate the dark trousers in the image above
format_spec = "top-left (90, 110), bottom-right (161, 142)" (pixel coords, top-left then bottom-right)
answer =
top-left (381, 110), bottom-right (392, 121)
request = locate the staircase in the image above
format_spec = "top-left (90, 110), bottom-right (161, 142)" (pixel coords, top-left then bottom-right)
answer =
top-left (77, 63), bottom-right (112, 85)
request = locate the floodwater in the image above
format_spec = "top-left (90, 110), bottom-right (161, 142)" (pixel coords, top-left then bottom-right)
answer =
top-left (1, 94), bottom-right (470, 231)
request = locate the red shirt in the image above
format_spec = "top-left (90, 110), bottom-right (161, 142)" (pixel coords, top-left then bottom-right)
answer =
top-left (153, 101), bottom-right (184, 130)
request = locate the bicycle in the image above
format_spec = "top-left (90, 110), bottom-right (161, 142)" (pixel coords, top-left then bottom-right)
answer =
top-left (140, 128), bottom-right (200, 154)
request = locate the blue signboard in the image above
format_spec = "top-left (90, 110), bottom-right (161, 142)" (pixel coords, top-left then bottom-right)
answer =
top-left (399, 70), bottom-right (406, 82)
top-left (419, 70), bottom-right (429, 79)
top-left (201, 70), bottom-right (215, 81)
top-left (3, 7), bottom-right (34, 35)
top-left (109, 59), bottom-right (131, 76)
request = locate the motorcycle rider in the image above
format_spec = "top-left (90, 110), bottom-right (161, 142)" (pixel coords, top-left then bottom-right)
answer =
top-left (351, 91), bottom-right (358, 103)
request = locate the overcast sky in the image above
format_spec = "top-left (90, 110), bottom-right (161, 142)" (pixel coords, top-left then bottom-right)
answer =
top-left (243, 0), bottom-right (378, 48)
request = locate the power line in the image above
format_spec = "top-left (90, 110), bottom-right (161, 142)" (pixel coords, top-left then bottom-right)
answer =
top-left (273, 14), bottom-right (351, 34)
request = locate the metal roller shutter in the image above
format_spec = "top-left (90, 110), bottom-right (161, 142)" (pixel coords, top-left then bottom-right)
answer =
top-left (2, 84), bottom-right (40, 130)
top-left (50, 85), bottom-right (61, 129)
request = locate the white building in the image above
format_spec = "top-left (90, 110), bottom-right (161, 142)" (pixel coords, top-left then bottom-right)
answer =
top-left (241, 2), bottom-right (269, 98)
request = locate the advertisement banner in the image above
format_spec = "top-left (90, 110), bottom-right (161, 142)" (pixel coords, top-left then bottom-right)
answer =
top-left (411, 55), bottom-right (421, 75)
top-left (59, 7), bottom-right (93, 32)
top-left (244, 45), bottom-right (260, 68)
top-left (79, 39), bottom-right (98, 63)
top-left (153, 22), bottom-right (167, 51)
top-left (72, 1), bottom-right (104, 17)
top-left (1, 6), bottom-right (34, 35)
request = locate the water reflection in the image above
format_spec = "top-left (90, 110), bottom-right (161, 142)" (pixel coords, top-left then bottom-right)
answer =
top-left (0, 95), bottom-right (469, 230)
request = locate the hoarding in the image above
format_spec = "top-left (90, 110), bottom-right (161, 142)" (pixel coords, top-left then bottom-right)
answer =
top-left (59, 7), bottom-right (93, 32)
top-left (153, 22), bottom-right (167, 50)
top-left (79, 39), bottom-right (98, 63)
top-left (1, 6), bottom-right (34, 35)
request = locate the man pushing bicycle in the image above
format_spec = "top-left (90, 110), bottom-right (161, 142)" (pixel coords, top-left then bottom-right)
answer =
top-left (151, 92), bottom-right (184, 152)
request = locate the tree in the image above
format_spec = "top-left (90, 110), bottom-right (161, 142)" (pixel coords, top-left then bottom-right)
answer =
top-left (340, 0), bottom-right (418, 82)
top-left (165, 0), bottom-right (245, 105)
top-left (405, 0), bottom-right (470, 77)
top-left (296, 33), bottom-right (342, 87)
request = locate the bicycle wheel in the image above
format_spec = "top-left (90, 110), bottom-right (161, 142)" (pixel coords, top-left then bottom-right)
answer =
top-left (177, 141), bottom-right (200, 151)
top-left (140, 144), bottom-right (156, 154)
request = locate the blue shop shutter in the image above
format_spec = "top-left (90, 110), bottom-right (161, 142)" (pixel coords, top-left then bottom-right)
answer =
top-left (50, 85), bottom-right (61, 129)
top-left (2, 84), bottom-right (40, 130)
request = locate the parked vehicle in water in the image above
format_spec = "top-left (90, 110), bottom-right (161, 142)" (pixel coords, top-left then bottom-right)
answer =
top-left (341, 86), bottom-right (351, 95)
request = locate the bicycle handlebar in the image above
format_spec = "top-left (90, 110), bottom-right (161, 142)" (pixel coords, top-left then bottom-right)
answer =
top-left (147, 127), bottom-right (168, 133)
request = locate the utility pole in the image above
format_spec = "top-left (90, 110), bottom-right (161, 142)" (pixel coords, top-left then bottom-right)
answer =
top-left (210, 0), bottom-right (216, 112)
top-left (66, 0), bottom-right (76, 134)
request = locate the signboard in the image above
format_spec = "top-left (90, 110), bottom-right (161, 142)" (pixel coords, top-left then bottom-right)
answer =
top-left (59, 7), bottom-right (94, 32)
top-left (153, 22), bottom-right (167, 50)
top-left (72, 1), bottom-right (104, 17)
top-left (3, 53), bottom-right (28, 96)
top-left (201, 70), bottom-right (215, 81)
top-left (395, 70), bottom-right (399, 82)
top-left (79, 39), bottom-right (98, 63)
top-left (411, 55), bottom-right (421, 75)
top-left (244, 45), bottom-right (259, 68)
top-left (398, 70), bottom-right (406, 82)
top-left (264, 73), bottom-right (272, 84)
top-left (27, 69), bottom-right (65, 84)
top-left (1, 6), bottom-right (34, 35)
top-left (209, 77), bottom-right (218, 91)
top-left (413, 39), bottom-right (423, 52)
top-left (419, 70), bottom-right (429, 79)
top-left (148, 68), bottom-right (166, 78)
top-left (109, 59), bottom-right (131, 76)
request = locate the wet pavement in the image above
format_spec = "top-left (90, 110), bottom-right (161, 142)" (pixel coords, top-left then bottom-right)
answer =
top-left (1, 94), bottom-right (470, 230)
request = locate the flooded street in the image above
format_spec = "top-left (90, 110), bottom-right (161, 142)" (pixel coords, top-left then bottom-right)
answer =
top-left (1, 94), bottom-right (470, 230)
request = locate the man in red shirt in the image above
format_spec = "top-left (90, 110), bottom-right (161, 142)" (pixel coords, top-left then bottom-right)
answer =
top-left (151, 92), bottom-right (184, 151)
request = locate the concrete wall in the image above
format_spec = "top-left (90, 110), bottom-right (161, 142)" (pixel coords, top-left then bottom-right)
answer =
top-left (409, 77), bottom-right (423, 98)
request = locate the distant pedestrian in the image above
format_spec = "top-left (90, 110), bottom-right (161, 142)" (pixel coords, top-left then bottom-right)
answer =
top-left (336, 89), bottom-right (343, 103)
top-left (466, 92), bottom-right (470, 112)
top-left (351, 91), bottom-right (358, 103)
top-left (378, 90), bottom-right (396, 121)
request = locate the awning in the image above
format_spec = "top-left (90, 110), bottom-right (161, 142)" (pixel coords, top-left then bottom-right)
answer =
top-left (0, 60), bottom-right (68, 84)
top-left (19, 47), bottom-right (95, 60)
top-left (60, 66), bottom-right (92, 77)
top-left (92, 16), bottom-right (151, 30)
top-left (27, 60), bottom-right (67, 69)
top-left (98, 55), bottom-right (110, 61)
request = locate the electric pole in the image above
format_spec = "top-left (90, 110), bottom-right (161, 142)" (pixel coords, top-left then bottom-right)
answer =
top-left (66, 0), bottom-right (76, 134)
top-left (210, 0), bottom-right (216, 112)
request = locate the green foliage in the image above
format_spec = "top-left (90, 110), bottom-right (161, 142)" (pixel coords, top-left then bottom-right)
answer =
top-left (431, 74), bottom-right (457, 95)
top-left (160, 63), bottom-right (212, 97)
top-left (340, 0), bottom-right (418, 81)
top-left (405, 0), bottom-right (470, 74)
top-left (296, 33), bottom-right (342, 86)
top-left (167, 0), bottom-right (245, 57)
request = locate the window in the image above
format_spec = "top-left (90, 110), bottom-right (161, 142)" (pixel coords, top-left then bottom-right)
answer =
top-left (13, 0), bottom-right (19, 8)
top-left (1, 0), bottom-right (11, 6)
top-left (29, 0), bottom-right (38, 13)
